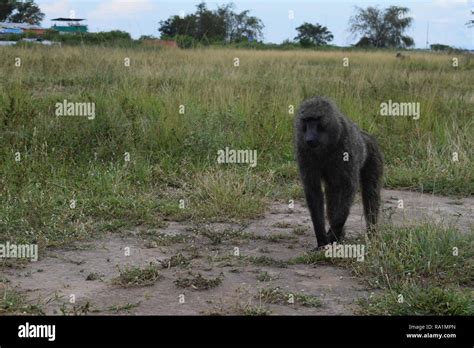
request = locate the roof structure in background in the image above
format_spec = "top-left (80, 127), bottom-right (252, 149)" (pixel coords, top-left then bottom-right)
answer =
top-left (51, 18), bottom-right (86, 22)
top-left (0, 28), bottom-right (22, 34)
top-left (0, 22), bottom-right (43, 30)
top-left (51, 17), bottom-right (88, 33)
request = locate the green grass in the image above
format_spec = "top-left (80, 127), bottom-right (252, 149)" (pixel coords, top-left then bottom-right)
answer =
top-left (139, 230), bottom-right (186, 246)
top-left (0, 46), bottom-right (472, 248)
top-left (160, 252), bottom-right (192, 268)
top-left (256, 271), bottom-right (274, 282)
top-left (246, 255), bottom-right (288, 268)
top-left (351, 224), bottom-right (474, 315)
top-left (112, 263), bottom-right (162, 287)
top-left (352, 224), bottom-right (473, 288)
top-left (258, 287), bottom-right (322, 308)
top-left (290, 249), bottom-right (331, 265)
top-left (0, 288), bottom-right (44, 315)
top-left (233, 303), bottom-right (271, 316)
top-left (286, 223), bottom-right (473, 315)
top-left (359, 286), bottom-right (473, 315)
top-left (174, 272), bottom-right (223, 290)
top-left (292, 226), bottom-right (309, 236)
top-left (197, 226), bottom-right (252, 245)
top-left (96, 301), bottom-right (142, 314)
top-left (208, 254), bottom-right (288, 268)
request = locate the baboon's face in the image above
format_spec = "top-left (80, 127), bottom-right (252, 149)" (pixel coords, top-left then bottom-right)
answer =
top-left (296, 97), bottom-right (342, 150)
top-left (300, 116), bottom-right (331, 149)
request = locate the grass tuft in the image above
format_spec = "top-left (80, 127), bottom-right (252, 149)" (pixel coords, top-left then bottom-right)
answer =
top-left (112, 263), bottom-right (161, 288)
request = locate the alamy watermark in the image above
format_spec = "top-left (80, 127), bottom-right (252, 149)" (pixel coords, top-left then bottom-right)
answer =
top-left (379, 100), bottom-right (420, 120)
top-left (18, 322), bottom-right (55, 341)
top-left (55, 99), bottom-right (95, 120)
top-left (217, 147), bottom-right (257, 167)
top-left (0, 242), bottom-right (38, 262)
top-left (324, 242), bottom-right (365, 262)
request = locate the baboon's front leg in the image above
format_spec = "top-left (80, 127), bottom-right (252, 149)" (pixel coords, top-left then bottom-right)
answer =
top-left (325, 179), bottom-right (357, 243)
top-left (303, 181), bottom-right (328, 247)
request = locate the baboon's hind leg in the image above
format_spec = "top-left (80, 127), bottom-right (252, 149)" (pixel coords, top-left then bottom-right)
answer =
top-left (360, 136), bottom-right (383, 233)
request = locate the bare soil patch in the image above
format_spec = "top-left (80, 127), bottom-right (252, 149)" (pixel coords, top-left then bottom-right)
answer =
top-left (2, 189), bottom-right (472, 315)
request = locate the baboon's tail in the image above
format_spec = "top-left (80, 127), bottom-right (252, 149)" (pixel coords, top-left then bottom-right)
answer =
top-left (360, 132), bottom-right (383, 233)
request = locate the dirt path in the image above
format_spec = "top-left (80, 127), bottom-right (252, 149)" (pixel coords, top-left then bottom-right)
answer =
top-left (2, 189), bottom-right (472, 315)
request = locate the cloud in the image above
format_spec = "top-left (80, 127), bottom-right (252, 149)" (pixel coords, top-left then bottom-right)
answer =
top-left (88, 0), bottom-right (158, 21)
top-left (40, 0), bottom-right (73, 18)
top-left (433, 0), bottom-right (470, 8)
top-left (83, 0), bottom-right (159, 36)
top-left (39, 0), bottom-right (94, 21)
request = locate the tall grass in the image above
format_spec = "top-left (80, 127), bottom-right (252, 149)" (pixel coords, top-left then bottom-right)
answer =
top-left (0, 46), bottom-right (472, 247)
top-left (354, 224), bottom-right (474, 315)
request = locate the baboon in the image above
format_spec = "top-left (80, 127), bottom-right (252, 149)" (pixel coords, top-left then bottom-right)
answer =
top-left (294, 96), bottom-right (383, 248)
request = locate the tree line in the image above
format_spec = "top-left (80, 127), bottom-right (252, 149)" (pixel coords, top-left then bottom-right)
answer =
top-left (1, 1), bottom-right (467, 50)
top-left (158, 3), bottom-right (264, 47)
top-left (159, 2), bottom-right (416, 49)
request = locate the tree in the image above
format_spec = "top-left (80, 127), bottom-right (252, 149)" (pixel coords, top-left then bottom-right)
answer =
top-left (466, 10), bottom-right (473, 28)
top-left (158, 2), bottom-right (264, 44)
top-left (349, 6), bottom-right (414, 48)
top-left (430, 43), bottom-right (453, 51)
top-left (159, 15), bottom-right (197, 39)
top-left (1, 0), bottom-right (44, 24)
top-left (0, 0), bottom-right (14, 21)
top-left (9, 1), bottom-right (44, 24)
top-left (294, 22), bottom-right (333, 47)
top-left (194, 2), bottom-right (226, 42)
top-left (224, 5), bottom-right (264, 43)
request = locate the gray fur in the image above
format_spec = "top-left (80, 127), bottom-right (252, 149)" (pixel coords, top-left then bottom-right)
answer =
top-left (294, 96), bottom-right (383, 247)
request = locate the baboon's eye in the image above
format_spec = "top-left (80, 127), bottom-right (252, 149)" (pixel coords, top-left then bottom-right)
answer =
top-left (318, 124), bottom-right (325, 132)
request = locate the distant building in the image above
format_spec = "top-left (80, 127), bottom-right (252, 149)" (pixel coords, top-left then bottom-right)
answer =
top-left (21, 38), bottom-right (61, 46)
top-left (0, 22), bottom-right (48, 35)
top-left (142, 39), bottom-right (178, 48)
top-left (0, 41), bottom-right (17, 46)
top-left (51, 18), bottom-right (88, 34)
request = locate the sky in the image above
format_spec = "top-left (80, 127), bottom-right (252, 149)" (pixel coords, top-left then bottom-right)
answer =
top-left (35, 0), bottom-right (474, 49)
